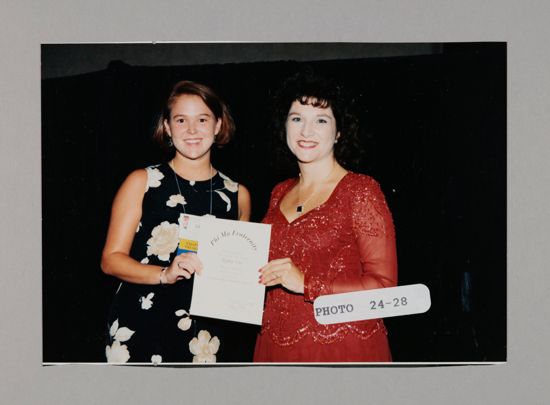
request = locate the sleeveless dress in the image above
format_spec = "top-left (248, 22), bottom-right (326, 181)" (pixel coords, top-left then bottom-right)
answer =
top-left (105, 163), bottom-right (258, 364)
top-left (254, 173), bottom-right (398, 362)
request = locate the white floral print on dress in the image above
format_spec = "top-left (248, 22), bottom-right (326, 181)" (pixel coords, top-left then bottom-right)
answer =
top-left (145, 167), bottom-right (164, 191)
top-left (214, 190), bottom-right (231, 212)
top-left (175, 309), bottom-right (192, 331)
top-left (109, 319), bottom-right (135, 342)
top-left (189, 330), bottom-right (220, 363)
top-left (146, 221), bottom-right (179, 261)
top-left (178, 318), bottom-right (192, 331)
top-left (151, 354), bottom-right (162, 366)
top-left (166, 194), bottom-right (187, 208)
top-left (139, 292), bottom-right (155, 310)
top-left (106, 319), bottom-right (135, 363)
top-left (219, 171), bottom-right (238, 193)
top-left (106, 340), bottom-right (131, 363)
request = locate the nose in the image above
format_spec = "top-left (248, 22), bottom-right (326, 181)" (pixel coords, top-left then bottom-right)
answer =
top-left (187, 120), bottom-right (197, 134)
top-left (300, 119), bottom-right (314, 138)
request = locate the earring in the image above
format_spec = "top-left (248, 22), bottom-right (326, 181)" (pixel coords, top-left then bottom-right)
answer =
top-left (334, 139), bottom-right (339, 144)
top-left (167, 137), bottom-right (173, 147)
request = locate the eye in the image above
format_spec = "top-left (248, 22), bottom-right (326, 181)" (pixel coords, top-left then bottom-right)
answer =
top-left (175, 118), bottom-right (185, 124)
top-left (199, 117), bottom-right (209, 123)
top-left (317, 118), bottom-right (328, 124)
top-left (289, 116), bottom-right (301, 123)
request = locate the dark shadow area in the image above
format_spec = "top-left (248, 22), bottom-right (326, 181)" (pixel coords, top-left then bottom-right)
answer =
top-left (42, 43), bottom-right (506, 362)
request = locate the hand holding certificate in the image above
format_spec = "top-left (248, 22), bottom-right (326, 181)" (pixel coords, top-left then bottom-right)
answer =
top-left (190, 216), bottom-right (271, 325)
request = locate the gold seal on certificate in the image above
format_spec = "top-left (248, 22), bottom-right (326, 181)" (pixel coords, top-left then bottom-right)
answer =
top-left (190, 216), bottom-right (271, 325)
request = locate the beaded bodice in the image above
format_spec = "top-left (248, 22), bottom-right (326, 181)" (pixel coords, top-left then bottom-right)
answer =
top-left (260, 173), bottom-right (397, 346)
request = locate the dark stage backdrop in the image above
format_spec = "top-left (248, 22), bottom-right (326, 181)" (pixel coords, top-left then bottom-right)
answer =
top-left (42, 43), bottom-right (506, 362)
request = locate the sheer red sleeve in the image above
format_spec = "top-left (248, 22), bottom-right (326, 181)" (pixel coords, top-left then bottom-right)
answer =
top-left (335, 177), bottom-right (397, 291)
top-left (303, 176), bottom-right (397, 301)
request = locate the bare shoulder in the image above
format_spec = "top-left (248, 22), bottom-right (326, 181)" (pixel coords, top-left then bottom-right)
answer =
top-left (128, 168), bottom-right (148, 182)
top-left (238, 183), bottom-right (251, 199)
top-left (112, 168), bottom-right (149, 206)
top-left (122, 168), bottom-right (148, 192)
top-left (237, 183), bottom-right (252, 221)
top-left (238, 183), bottom-right (251, 209)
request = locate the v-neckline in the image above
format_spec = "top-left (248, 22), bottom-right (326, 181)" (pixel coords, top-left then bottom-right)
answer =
top-left (278, 172), bottom-right (351, 225)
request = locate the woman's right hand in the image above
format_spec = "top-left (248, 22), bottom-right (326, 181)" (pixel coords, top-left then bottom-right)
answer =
top-left (161, 253), bottom-right (204, 285)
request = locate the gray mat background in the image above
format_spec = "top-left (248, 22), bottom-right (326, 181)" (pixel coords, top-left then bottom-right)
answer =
top-left (1, 0), bottom-right (548, 403)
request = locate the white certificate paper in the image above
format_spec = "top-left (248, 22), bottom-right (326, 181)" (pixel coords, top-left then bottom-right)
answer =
top-left (190, 216), bottom-right (271, 325)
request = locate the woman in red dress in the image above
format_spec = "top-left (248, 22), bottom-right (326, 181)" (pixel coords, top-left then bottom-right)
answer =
top-left (254, 71), bottom-right (398, 362)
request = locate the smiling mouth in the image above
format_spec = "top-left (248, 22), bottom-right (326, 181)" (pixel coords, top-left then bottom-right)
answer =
top-left (183, 138), bottom-right (202, 145)
top-left (297, 140), bottom-right (318, 149)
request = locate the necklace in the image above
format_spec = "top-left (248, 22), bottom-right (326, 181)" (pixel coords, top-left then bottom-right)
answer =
top-left (296, 163), bottom-right (338, 214)
top-left (296, 192), bottom-right (314, 214)
top-left (169, 160), bottom-right (213, 215)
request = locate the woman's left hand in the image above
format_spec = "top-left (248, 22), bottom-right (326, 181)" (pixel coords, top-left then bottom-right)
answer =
top-left (259, 258), bottom-right (304, 294)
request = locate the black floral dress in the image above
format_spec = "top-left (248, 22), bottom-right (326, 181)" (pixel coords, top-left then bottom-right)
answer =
top-left (105, 163), bottom-right (258, 364)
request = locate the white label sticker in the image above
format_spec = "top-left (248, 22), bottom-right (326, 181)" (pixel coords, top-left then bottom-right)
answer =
top-left (313, 284), bottom-right (431, 325)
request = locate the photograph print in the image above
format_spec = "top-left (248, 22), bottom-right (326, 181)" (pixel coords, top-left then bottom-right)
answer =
top-left (41, 42), bottom-right (506, 364)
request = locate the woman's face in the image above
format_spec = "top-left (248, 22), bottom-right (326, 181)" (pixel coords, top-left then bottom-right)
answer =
top-left (163, 94), bottom-right (221, 161)
top-left (285, 100), bottom-right (340, 164)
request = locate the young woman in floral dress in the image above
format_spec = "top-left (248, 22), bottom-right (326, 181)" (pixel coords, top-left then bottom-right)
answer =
top-left (101, 81), bottom-right (255, 364)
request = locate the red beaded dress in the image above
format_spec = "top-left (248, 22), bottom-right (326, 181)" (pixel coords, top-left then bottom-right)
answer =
top-left (254, 173), bottom-right (398, 362)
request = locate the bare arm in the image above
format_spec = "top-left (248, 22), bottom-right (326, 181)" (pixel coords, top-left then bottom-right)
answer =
top-left (237, 184), bottom-right (251, 221)
top-left (100, 169), bottom-right (162, 284)
top-left (101, 169), bottom-right (203, 285)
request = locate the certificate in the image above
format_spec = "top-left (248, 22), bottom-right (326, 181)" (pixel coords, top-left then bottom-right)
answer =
top-left (190, 216), bottom-right (271, 325)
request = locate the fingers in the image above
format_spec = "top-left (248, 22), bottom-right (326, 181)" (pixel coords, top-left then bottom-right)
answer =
top-left (259, 267), bottom-right (279, 285)
top-left (258, 258), bottom-right (305, 294)
top-left (180, 253), bottom-right (204, 276)
top-left (175, 252), bottom-right (203, 276)
top-left (175, 269), bottom-right (192, 280)
top-left (259, 258), bottom-right (290, 278)
top-left (260, 258), bottom-right (291, 272)
top-left (165, 253), bottom-right (203, 284)
top-left (259, 258), bottom-right (292, 286)
top-left (176, 260), bottom-right (195, 278)
top-left (262, 272), bottom-right (281, 287)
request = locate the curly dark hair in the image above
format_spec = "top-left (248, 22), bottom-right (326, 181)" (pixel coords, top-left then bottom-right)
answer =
top-left (270, 68), bottom-right (364, 174)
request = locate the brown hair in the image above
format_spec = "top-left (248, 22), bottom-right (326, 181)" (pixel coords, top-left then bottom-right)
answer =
top-left (153, 80), bottom-right (235, 150)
